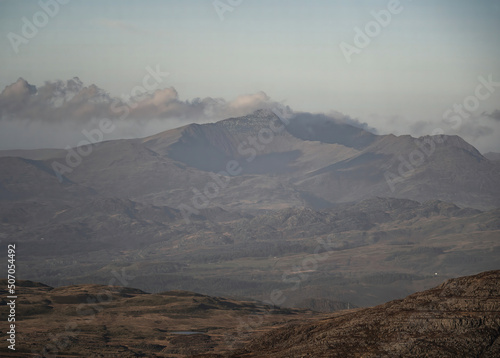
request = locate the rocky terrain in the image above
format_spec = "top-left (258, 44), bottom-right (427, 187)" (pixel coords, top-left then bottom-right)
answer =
top-left (1, 196), bottom-right (498, 310)
top-left (0, 280), bottom-right (317, 357)
top-left (0, 270), bottom-right (498, 357)
top-left (0, 109), bottom-right (499, 356)
top-left (223, 270), bottom-right (500, 357)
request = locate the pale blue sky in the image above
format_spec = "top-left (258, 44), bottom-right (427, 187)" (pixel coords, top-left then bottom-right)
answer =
top-left (1, 0), bottom-right (500, 148)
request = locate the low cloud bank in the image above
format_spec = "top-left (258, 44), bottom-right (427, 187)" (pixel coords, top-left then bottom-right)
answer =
top-left (1, 77), bottom-right (497, 153)
top-left (0, 77), bottom-right (371, 150)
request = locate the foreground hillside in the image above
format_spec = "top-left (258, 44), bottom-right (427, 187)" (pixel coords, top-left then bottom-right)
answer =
top-left (0, 280), bottom-right (316, 357)
top-left (0, 271), bottom-right (498, 357)
top-left (224, 270), bottom-right (500, 358)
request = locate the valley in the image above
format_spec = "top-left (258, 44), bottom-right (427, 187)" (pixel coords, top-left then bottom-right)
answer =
top-left (0, 109), bottom-right (499, 357)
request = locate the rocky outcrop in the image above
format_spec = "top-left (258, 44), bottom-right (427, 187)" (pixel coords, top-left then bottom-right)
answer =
top-left (230, 270), bottom-right (500, 357)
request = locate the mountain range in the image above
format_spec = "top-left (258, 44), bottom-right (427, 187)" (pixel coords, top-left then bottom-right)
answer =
top-left (0, 106), bottom-right (499, 356)
top-left (0, 110), bottom-right (499, 310)
top-left (1, 109), bottom-right (499, 212)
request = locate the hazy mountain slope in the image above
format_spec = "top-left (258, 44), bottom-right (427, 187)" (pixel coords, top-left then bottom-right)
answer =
top-left (229, 270), bottom-right (500, 358)
top-left (284, 111), bottom-right (377, 149)
top-left (0, 197), bottom-right (199, 258)
top-left (0, 156), bottom-right (96, 202)
top-left (0, 148), bottom-right (66, 160)
top-left (143, 109), bottom-right (360, 176)
top-left (60, 139), bottom-right (199, 199)
top-left (5, 197), bottom-right (498, 309)
top-left (53, 128), bottom-right (317, 211)
top-left (1, 110), bottom-right (499, 210)
top-left (110, 111), bottom-right (500, 209)
top-left (296, 133), bottom-right (500, 209)
top-left (485, 151), bottom-right (500, 161)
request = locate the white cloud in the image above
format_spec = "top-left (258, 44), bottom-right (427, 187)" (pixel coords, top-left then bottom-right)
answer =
top-left (1, 78), bottom-right (498, 153)
top-left (0, 78), bottom-right (286, 149)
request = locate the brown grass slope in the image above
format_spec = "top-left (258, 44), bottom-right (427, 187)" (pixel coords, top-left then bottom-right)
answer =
top-left (226, 270), bottom-right (500, 357)
top-left (0, 280), bottom-right (316, 357)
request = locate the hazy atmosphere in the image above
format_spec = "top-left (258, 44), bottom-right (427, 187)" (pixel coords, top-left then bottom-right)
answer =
top-left (1, 0), bottom-right (500, 152)
top-left (1, 1), bottom-right (500, 357)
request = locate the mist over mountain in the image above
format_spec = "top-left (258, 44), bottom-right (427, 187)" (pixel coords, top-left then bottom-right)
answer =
top-left (0, 78), bottom-right (369, 151)
top-left (2, 0), bottom-right (499, 356)
top-left (0, 79), bottom-right (499, 357)
top-left (0, 107), bottom-right (499, 311)
top-left (5, 107), bottom-right (498, 210)
top-left (1, 77), bottom-right (499, 153)
top-left (1, 75), bottom-right (499, 358)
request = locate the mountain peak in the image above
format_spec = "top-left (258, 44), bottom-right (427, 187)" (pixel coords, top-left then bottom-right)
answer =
top-left (252, 108), bottom-right (279, 118)
top-left (217, 108), bottom-right (285, 135)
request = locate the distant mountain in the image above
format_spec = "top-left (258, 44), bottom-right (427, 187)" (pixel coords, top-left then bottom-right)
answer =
top-left (484, 151), bottom-right (500, 161)
top-left (0, 156), bottom-right (96, 202)
top-left (1, 109), bottom-right (499, 210)
top-left (0, 110), bottom-right (499, 312)
top-left (228, 270), bottom-right (500, 358)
